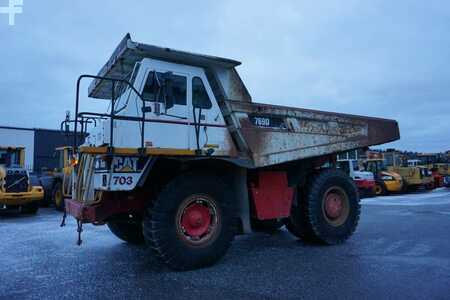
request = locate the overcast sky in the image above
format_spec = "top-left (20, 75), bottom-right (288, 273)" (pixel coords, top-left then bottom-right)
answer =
top-left (0, 1), bottom-right (449, 152)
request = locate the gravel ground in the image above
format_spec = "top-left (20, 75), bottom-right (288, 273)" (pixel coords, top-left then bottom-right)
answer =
top-left (1, 188), bottom-right (449, 299)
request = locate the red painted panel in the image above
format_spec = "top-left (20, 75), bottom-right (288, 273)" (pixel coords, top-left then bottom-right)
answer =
top-left (65, 196), bottom-right (145, 223)
top-left (249, 171), bottom-right (294, 220)
top-left (354, 179), bottom-right (375, 189)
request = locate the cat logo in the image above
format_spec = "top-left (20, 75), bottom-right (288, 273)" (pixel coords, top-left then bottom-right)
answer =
top-left (113, 156), bottom-right (139, 172)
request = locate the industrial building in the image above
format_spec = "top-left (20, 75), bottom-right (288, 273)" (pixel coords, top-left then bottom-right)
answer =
top-left (0, 126), bottom-right (83, 172)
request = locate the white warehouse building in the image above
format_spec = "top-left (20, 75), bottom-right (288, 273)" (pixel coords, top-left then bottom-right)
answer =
top-left (0, 126), bottom-right (84, 172)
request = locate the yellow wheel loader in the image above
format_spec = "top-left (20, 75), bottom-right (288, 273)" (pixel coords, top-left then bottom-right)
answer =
top-left (0, 147), bottom-right (44, 214)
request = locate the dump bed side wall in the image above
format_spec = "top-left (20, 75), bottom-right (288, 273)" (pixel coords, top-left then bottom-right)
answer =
top-left (227, 101), bottom-right (400, 168)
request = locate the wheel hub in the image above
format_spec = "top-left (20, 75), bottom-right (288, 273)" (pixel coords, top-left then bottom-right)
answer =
top-left (322, 186), bottom-right (350, 227)
top-left (181, 203), bottom-right (212, 238)
top-left (324, 193), bottom-right (344, 219)
top-left (176, 195), bottom-right (220, 246)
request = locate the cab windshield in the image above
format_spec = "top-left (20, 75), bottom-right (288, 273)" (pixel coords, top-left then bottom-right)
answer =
top-left (0, 149), bottom-right (20, 167)
top-left (366, 160), bottom-right (385, 173)
top-left (112, 63), bottom-right (141, 114)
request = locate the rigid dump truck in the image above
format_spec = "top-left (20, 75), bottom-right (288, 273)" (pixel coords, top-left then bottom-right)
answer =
top-left (0, 147), bottom-right (44, 214)
top-left (363, 151), bottom-right (403, 195)
top-left (63, 34), bottom-right (400, 270)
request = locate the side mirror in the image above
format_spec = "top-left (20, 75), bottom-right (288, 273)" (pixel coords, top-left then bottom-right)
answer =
top-left (163, 72), bottom-right (174, 110)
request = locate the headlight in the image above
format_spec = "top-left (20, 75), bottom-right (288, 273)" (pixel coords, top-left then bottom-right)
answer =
top-left (381, 175), bottom-right (394, 181)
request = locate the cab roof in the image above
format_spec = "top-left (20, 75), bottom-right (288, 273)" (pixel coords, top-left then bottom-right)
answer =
top-left (89, 33), bottom-right (241, 99)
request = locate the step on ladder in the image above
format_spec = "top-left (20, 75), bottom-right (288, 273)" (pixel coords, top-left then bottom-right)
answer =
top-left (75, 154), bottom-right (96, 203)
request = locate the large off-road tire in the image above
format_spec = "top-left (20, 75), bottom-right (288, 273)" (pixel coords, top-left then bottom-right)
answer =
top-left (107, 214), bottom-right (145, 244)
top-left (52, 182), bottom-right (64, 211)
top-left (21, 201), bottom-right (39, 215)
top-left (251, 219), bottom-right (284, 232)
top-left (285, 169), bottom-right (360, 245)
top-left (144, 173), bottom-right (236, 271)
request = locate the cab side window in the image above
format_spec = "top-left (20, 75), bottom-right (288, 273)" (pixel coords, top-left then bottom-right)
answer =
top-left (142, 72), bottom-right (187, 106)
top-left (192, 77), bottom-right (212, 109)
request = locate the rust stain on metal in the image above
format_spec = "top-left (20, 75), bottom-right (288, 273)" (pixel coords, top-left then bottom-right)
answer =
top-left (227, 100), bottom-right (399, 168)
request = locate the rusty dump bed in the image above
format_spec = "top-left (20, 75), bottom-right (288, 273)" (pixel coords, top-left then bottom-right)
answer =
top-left (226, 100), bottom-right (399, 167)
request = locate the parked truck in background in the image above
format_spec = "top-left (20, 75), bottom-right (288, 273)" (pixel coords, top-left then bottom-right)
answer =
top-left (63, 34), bottom-right (400, 270)
top-left (0, 147), bottom-right (44, 214)
top-left (434, 163), bottom-right (449, 188)
top-left (444, 170), bottom-right (450, 188)
top-left (336, 157), bottom-right (375, 197)
top-left (425, 163), bottom-right (448, 188)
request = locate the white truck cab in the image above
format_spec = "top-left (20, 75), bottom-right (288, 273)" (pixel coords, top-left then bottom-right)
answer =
top-left (90, 58), bottom-right (233, 155)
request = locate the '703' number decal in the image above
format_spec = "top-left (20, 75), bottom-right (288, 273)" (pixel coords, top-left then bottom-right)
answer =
top-left (112, 176), bottom-right (133, 185)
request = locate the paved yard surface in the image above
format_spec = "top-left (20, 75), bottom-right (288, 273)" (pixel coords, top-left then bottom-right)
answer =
top-left (1, 188), bottom-right (450, 299)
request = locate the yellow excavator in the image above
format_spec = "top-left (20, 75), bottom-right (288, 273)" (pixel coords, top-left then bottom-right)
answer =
top-left (0, 147), bottom-right (44, 214)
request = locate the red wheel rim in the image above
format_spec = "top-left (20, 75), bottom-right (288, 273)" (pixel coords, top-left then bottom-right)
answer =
top-left (176, 195), bottom-right (219, 246)
top-left (181, 203), bottom-right (211, 238)
top-left (324, 193), bottom-right (344, 219)
top-left (322, 187), bottom-right (350, 226)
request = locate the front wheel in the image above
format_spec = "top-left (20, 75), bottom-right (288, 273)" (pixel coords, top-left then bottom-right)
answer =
top-left (286, 169), bottom-right (360, 245)
top-left (52, 182), bottom-right (64, 211)
top-left (144, 173), bottom-right (236, 271)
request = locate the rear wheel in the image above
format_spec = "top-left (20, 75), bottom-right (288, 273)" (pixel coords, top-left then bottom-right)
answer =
top-left (107, 214), bottom-right (145, 244)
top-left (286, 169), bottom-right (360, 244)
top-left (52, 182), bottom-right (64, 211)
top-left (144, 173), bottom-right (235, 271)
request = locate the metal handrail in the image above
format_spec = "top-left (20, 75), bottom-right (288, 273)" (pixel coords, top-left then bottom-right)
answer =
top-left (74, 74), bottom-right (147, 153)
